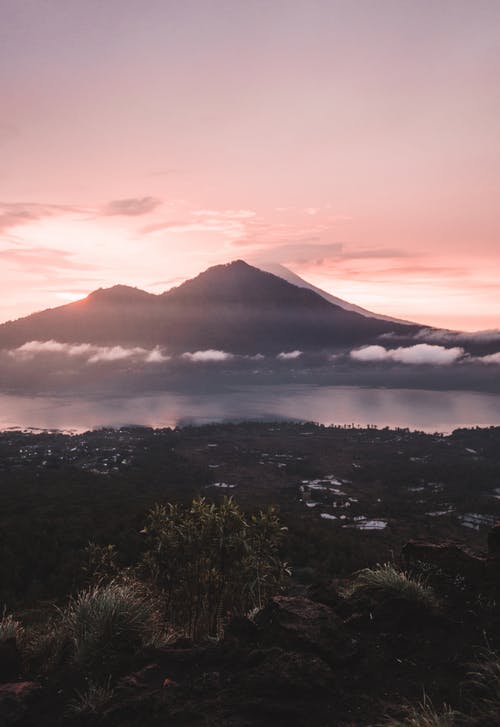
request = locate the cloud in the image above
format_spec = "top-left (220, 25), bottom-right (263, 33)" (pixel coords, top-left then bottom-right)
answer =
top-left (0, 202), bottom-right (77, 233)
top-left (12, 341), bottom-right (94, 356)
top-left (476, 352), bottom-right (500, 365)
top-left (9, 340), bottom-right (169, 364)
top-left (87, 345), bottom-right (151, 363)
top-left (241, 240), bottom-right (411, 269)
top-left (412, 328), bottom-right (500, 344)
top-left (182, 349), bottom-right (234, 362)
top-left (143, 209), bottom-right (254, 239)
top-left (144, 347), bottom-right (170, 363)
top-left (350, 344), bottom-right (465, 365)
top-left (192, 209), bottom-right (256, 219)
top-left (0, 246), bottom-right (96, 273)
top-left (277, 350), bottom-right (302, 360)
top-left (101, 196), bottom-right (161, 216)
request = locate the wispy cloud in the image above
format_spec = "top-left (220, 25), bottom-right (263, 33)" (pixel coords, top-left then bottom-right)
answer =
top-left (143, 208), bottom-right (255, 239)
top-left (350, 344), bottom-right (465, 365)
top-left (100, 196), bottom-right (161, 216)
top-left (0, 247), bottom-right (96, 273)
top-left (0, 202), bottom-right (78, 233)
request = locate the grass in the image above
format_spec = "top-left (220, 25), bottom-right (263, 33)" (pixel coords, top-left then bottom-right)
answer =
top-left (465, 649), bottom-right (500, 725)
top-left (63, 578), bottom-right (161, 677)
top-left (382, 700), bottom-right (457, 726)
top-left (0, 609), bottom-right (24, 643)
top-left (67, 680), bottom-right (114, 716)
top-left (345, 563), bottom-right (440, 613)
top-left (22, 617), bottom-right (70, 676)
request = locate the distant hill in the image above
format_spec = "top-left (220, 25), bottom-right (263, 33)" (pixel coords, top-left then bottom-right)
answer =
top-left (0, 260), bottom-right (419, 354)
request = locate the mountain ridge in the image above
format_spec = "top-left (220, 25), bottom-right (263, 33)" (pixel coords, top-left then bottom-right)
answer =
top-left (0, 260), bottom-right (419, 354)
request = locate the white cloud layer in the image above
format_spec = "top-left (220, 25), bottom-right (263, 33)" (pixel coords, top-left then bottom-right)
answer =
top-left (381, 328), bottom-right (500, 345)
top-left (413, 328), bottom-right (500, 344)
top-left (277, 350), bottom-right (302, 360)
top-left (476, 352), bottom-right (500, 365)
top-left (182, 349), bottom-right (234, 362)
top-left (9, 340), bottom-right (169, 364)
top-left (350, 343), bottom-right (465, 365)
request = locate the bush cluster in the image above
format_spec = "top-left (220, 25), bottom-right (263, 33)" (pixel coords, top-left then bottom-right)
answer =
top-left (142, 496), bottom-right (288, 639)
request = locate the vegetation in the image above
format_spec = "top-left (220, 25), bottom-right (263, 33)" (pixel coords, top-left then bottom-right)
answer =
top-left (345, 563), bottom-right (439, 614)
top-left (0, 423), bottom-right (499, 725)
top-left (63, 579), bottom-right (160, 677)
top-left (465, 649), bottom-right (500, 725)
top-left (142, 497), bottom-right (288, 639)
top-left (67, 680), bottom-right (115, 716)
top-left (382, 700), bottom-right (457, 727)
top-left (0, 609), bottom-right (23, 643)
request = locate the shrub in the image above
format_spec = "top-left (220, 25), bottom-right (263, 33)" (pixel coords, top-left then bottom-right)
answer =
top-left (82, 542), bottom-right (119, 584)
top-left (345, 563), bottom-right (439, 614)
top-left (142, 497), bottom-right (288, 639)
top-left (63, 579), bottom-right (160, 677)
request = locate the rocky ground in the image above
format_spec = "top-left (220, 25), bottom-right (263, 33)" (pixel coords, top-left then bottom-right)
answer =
top-left (2, 531), bottom-right (499, 727)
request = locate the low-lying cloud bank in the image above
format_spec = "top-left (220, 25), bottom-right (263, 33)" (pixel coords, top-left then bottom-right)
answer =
top-left (5, 343), bottom-right (269, 366)
top-left (477, 352), bottom-right (500, 365)
top-left (182, 349), bottom-right (234, 362)
top-left (277, 350), bottom-right (302, 360)
top-left (350, 344), bottom-right (465, 365)
top-left (10, 340), bottom-right (170, 364)
top-left (382, 328), bottom-right (500, 345)
top-left (5, 340), bottom-right (500, 369)
top-left (351, 343), bottom-right (500, 366)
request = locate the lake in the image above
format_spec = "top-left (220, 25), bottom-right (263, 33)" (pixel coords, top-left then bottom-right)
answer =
top-left (1, 385), bottom-right (500, 433)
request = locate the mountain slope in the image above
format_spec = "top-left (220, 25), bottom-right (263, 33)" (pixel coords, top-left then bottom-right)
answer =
top-left (0, 261), bottom-right (418, 354)
top-left (257, 262), bottom-right (413, 324)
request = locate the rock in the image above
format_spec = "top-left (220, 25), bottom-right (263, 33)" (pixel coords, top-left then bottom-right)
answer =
top-left (242, 649), bottom-right (335, 696)
top-left (254, 596), bottom-right (352, 665)
top-left (307, 580), bottom-right (343, 610)
top-left (224, 615), bottom-right (259, 645)
top-left (0, 640), bottom-right (22, 684)
top-left (120, 663), bottom-right (161, 689)
top-left (402, 540), bottom-right (487, 581)
top-left (0, 682), bottom-right (41, 725)
top-left (487, 523), bottom-right (500, 557)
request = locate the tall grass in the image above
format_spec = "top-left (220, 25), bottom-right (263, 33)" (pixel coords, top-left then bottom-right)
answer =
top-left (345, 563), bottom-right (439, 613)
top-left (0, 609), bottom-right (24, 643)
top-left (67, 680), bottom-right (114, 716)
top-left (465, 649), bottom-right (500, 725)
top-left (63, 579), bottom-right (160, 677)
top-left (382, 700), bottom-right (457, 726)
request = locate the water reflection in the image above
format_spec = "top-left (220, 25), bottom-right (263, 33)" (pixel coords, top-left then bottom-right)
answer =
top-left (1, 385), bottom-right (500, 433)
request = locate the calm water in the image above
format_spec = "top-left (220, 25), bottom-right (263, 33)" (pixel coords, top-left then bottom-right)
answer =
top-left (1, 385), bottom-right (500, 433)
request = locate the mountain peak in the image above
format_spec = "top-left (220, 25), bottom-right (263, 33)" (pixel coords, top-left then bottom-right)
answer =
top-left (86, 285), bottom-right (155, 303)
top-left (164, 259), bottom-right (334, 310)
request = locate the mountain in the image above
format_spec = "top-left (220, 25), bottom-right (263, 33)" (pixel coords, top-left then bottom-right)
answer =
top-left (257, 262), bottom-right (414, 325)
top-left (0, 260), bottom-right (419, 354)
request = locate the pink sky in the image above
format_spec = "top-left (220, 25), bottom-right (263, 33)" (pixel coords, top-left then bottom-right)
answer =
top-left (1, 0), bottom-right (499, 331)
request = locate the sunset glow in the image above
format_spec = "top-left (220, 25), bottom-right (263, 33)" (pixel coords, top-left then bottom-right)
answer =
top-left (1, 1), bottom-right (499, 331)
